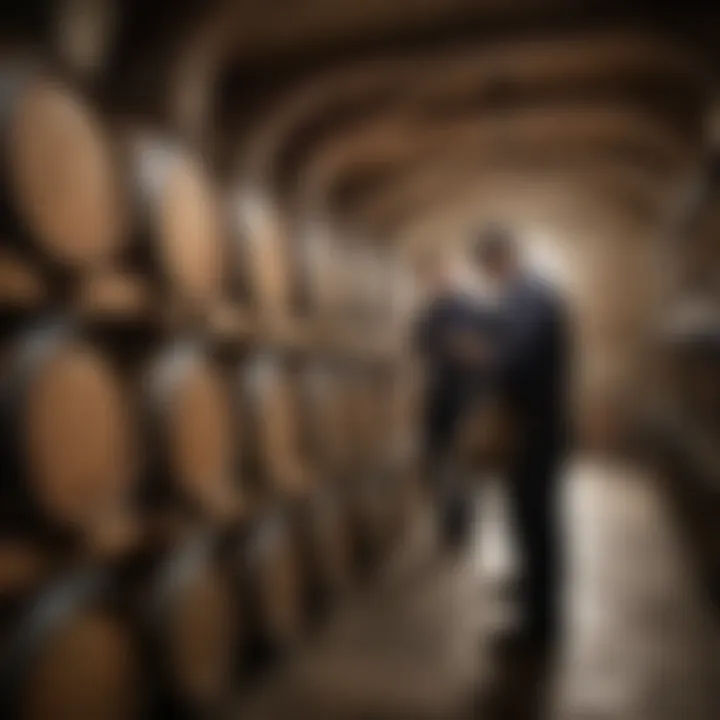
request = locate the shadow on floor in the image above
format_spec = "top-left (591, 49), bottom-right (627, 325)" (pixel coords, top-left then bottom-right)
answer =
top-left (236, 460), bottom-right (720, 720)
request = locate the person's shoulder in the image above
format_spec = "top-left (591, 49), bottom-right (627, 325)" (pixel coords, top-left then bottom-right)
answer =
top-left (416, 292), bottom-right (460, 326)
top-left (436, 290), bottom-right (474, 314)
top-left (517, 275), bottom-right (568, 324)
top-left (523, 274), bottom-right (564, 308)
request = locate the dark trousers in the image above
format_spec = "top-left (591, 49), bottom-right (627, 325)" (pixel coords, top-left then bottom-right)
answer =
top-left (424, 426), bottom-right (473, 551)
top-left (507, 442), bottom-right (564, 648)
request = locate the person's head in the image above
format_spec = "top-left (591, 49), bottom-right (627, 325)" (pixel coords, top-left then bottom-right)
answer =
top-left (470, 224), bottom-right (521, 288)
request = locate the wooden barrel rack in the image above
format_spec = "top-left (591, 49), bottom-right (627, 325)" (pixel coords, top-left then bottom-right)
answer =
top-left (0, 29), bottom-right (412, 718)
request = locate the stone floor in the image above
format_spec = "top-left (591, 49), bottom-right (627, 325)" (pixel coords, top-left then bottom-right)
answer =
top-left (236, 458), bottom-right (720, 719)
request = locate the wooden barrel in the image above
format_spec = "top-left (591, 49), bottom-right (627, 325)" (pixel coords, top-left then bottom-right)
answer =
top-left (143, 342), bottom-right (241, 523)
top-left (339, 367), bottom-right (402, 565)
top-left (358, 247), bottom-right (382, 324)
top-left (0, 533), bottom-right (239, 720)
top-left (296, 362), bottom-right (370, 586)
top-left (125, 136), bottom-right (224, 308)
top-left (243, 353), bottom-right (353, 605)
top-left (297, 362), bottom-right (352, 474)
top-left (336, 244), bottom-right (389, 325)
top-left (243, 352), bottom-right (307, 497)
top-left (365, 367), bottom-right (415, 551)
top-left (136, 532), bottom-right (238, 717)
top-left (232, 193), bottom-right (292, 320)
top-left (0, 62), bottom-right (125, 273)
top-left (0, 567), bottom-right (143, 720)
top-left (353, 246), bottom-right (381, 324)
top-left (340, 365), bottom-right (379, 467)
top-left (293, 228), bottom-right (342, 320)
top-left (0, 322), bottom-right (137, 543)
top-left (234, 512), bottom-right (305, 658)
top-left (332, 243), bottom-right (358, 323)
top-left (295, 488), bottom-right (354, 607)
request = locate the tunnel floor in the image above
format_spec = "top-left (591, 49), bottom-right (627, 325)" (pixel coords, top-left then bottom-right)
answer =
top-left (236, 459), bottom-right (720, 719)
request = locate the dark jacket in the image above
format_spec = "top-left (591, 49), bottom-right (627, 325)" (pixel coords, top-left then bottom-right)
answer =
top-left (414, 291), bottom-right (498, 450)
top-left (494, 275), bottom-right (571, 454)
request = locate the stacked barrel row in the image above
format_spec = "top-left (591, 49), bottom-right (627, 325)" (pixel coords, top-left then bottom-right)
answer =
top-left (0, 63), bottom-right (417, 719)
top-left (653, 132), bottom-right (720, 607)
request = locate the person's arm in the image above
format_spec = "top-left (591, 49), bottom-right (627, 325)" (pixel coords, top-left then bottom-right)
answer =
top-left (441, 300), bottom-right (494, 365)
top-left (446, 330), bottom-right (492, 364)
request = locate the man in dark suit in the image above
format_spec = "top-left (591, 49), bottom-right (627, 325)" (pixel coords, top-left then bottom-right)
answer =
top-left (412, 251), bottom-right (497, 551)
top-left (472, 226), bottom-right (571, 656)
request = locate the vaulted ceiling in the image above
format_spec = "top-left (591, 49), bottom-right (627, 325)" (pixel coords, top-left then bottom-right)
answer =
top-left (200, 1), bottom-right (717, 249)
top-left (14, 1), bottom-right (720, 250)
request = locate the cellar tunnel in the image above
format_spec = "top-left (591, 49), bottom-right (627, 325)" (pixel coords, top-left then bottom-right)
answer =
top-left (0, 1), bottom-right (719, 719)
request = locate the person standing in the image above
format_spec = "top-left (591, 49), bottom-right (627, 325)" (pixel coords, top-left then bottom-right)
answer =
top-left (412, 250), bottom-right (496, 551)
top-left (471, 225), bottom-right (571, 656)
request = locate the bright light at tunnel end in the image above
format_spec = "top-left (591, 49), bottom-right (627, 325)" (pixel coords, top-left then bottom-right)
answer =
top-left (522, 225), bottom-right (575, 291)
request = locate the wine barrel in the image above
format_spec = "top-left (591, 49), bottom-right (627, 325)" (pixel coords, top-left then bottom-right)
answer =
top-left (294, 487), bottom-right (354, 609)
top-left (0, 567), bottom-right (143, 720)
top-left (294, 229), bottom-right (342, 320)
top-left (243, 352), bottom-right (307, 497)
top-left (0, 322), bottom-right (137, 543)
top-left (351, 246), bottom-right (381, 324)
top-left (0, 62), bottom-right (125, 273)
top-left (1, 532), bottom-right (239, 720)
top-left (135, 532), bottom-right (238, 718)
top-left (125, 135), bottom-right (224, 308)
top-left (243, 353), bottom-right (353, 606)
top-left (296, 361), bottom-right (372, 587)
top-left (143, 342), bottom-right (241, 523)
top-left (234, 511), bottom-right (305, 659)
top-left (364, 367), bottom-right (415, 552)
top-left (141, 345), bottom-right (312, 672)
top-left (340, 365), bottom-right (383, 468)
top-left (339, 367), bottom-right (402, 566)
top-left (232, 193), bottom-right (292, 320)
top-left (298, 362), bottom-right (352, 474)
top-left (330, 242), bottom-right (357, 324)
top-left (371, 250), bottom-right (396, 324)
top-left (332, 244), bottom-right (387, 326)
